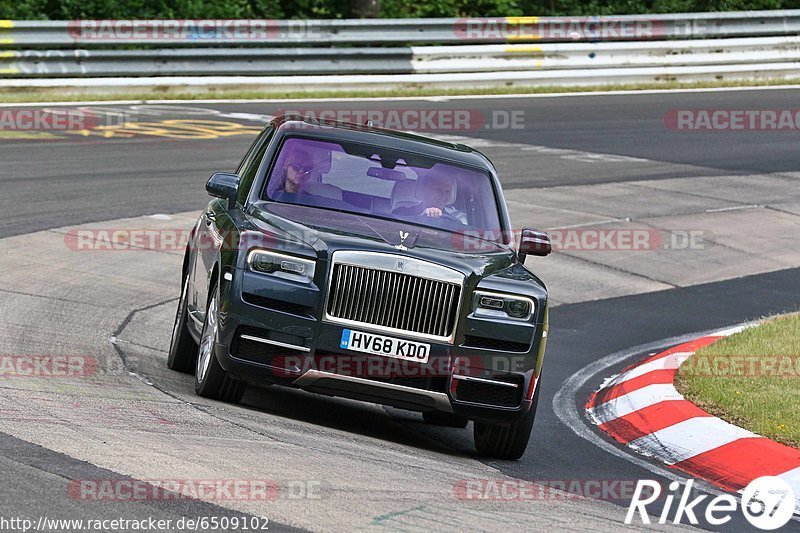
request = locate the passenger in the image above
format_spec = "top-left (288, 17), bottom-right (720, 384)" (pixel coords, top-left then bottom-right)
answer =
top-left (273, 148), bottom-right (315, 197)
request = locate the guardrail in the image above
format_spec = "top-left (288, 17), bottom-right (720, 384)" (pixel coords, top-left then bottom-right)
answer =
top-left (0, 10), bottom-right (799, 87)
top-left (4, 37), bottom-right (799, 78)
top-left (3, 11), bottom-right (800, 47)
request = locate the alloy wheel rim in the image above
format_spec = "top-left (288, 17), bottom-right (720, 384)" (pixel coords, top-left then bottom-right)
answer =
top-left (196, 294), bottom-right (218, 382)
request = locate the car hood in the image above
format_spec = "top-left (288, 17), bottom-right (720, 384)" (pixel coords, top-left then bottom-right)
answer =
top-left (247, 202), bottom-right (516, 279)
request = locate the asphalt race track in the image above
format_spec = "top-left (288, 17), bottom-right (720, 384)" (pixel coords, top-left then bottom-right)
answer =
top-left (1, 88), bottom-right (799, 532)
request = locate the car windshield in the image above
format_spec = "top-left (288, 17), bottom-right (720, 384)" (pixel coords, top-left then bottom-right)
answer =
top-left (262, 136), bottom-right (504, 239)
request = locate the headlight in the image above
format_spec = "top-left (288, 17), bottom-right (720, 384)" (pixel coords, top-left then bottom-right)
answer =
top-left (472, 290), bottom-right (534, 321)
top-left (247, 249), bottom-right (316, 284)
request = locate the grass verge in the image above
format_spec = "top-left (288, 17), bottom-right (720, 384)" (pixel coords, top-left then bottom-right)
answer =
top-left (2, 77), bottom-right (800, 103)
top-left (676, 313), bottom-right (800, 448)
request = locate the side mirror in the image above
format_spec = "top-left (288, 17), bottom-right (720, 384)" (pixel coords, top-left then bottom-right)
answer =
top-left (206, 172), bottom-right (240, 209)
top-left (519, 228), bottom-right (551, 263)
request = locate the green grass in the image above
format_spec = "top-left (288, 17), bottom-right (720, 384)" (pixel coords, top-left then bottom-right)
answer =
top-left (2, 77), bottom-right (800, 103)
top-left (676, 314), bottom-right (800, 448)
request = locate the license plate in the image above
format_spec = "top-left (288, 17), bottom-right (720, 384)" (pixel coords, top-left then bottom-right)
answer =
top-left (339, 329), bottom-right (430, 363)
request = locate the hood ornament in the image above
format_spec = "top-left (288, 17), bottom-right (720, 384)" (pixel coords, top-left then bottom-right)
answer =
top-left (396, 230), bottom-right (410, 251)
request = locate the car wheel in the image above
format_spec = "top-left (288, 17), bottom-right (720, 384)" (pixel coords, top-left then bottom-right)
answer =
top-left (194, 284), bottom-right (245, 403)
top-left (422, 411), bottom-right (469, 428)
top-left (166, 270), bottom-right (197, 373)
top-left (473, 376), bottom-right (540, 460)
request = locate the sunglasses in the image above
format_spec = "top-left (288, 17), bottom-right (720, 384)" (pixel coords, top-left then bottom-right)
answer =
top-left (287, 162), bottom-right (313, 175)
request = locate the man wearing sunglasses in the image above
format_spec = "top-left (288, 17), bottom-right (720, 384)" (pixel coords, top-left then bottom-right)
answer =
top-left (269, 145), bottom-right (346, 208)
top-left (282, 150), bottom-right (315, 194)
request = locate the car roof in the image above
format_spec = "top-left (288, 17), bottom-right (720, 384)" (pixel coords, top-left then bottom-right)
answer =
top-left (268, 114), bottom-right (496, 171)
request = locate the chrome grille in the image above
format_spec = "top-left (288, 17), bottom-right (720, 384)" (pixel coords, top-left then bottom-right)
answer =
top-left (327, 263), bottom-right (461, 339)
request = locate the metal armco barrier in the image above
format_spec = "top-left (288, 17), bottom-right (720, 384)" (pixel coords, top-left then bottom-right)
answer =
top-left (0, 48), bottom-right (415, 77)
top-left (0, 10), bottom-right (799, 85)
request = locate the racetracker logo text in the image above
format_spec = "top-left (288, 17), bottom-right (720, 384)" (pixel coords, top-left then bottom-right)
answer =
top-left (67, 479), bottom-right (322, 501)
top-left (681, 354), bottom-right (800, 378)
top-left (277, 109), bottom-right (525, 131)
top-left (454, 479), bottom-right (656, 501)
top-left (66, 20), bottom-right (317, 41)
top-left (450, 228), bottom-right (710, 252)
top-left (267, 353), bottom-right (522, 378)
top-left (665, 110), bottom-right (800, 131)
top-left (454, 17), bottom-right (666, 40)
top-left (0, 110), bottom-right (99, 131)
top-left (0, 355), bottom-right (97, 378)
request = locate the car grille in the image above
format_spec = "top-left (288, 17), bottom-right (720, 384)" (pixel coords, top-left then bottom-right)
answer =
top-left (326, 263), bottom-right (461, 339)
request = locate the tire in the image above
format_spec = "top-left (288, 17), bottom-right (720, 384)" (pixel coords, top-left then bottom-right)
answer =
top-left (166, 270), bottom-right (197, 373)
top-left (194, 284), bottom-right (246, 403)
top-left (473, 377), bottom-right (541, 460)
top-left (422, 411), bottom-right (469, 428)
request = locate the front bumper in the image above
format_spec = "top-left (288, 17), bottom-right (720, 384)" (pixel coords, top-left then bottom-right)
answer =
top-left (214, 268), bottom-right (545, 423)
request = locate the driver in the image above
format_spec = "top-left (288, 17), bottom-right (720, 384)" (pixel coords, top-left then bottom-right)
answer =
top-left (393, 172), bottom-right (467, 224)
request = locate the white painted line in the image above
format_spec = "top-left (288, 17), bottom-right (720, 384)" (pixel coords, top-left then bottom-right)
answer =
top-left (0, 100), bottom-right (147, 108)
top-left (433, 133), bottom-right (659, 167)
top-left (705, 204), bottom-right (762, 213)
top-left (2, 85), bottom-right (800, 108)
top-left (543, 218), bottom-right (626, 230)
top-left (628, 418), bottom-right (756, 465)
top-left (588, 383), bottom-right (683, 425)
top-left (712, 324), bottom-right (751, 337)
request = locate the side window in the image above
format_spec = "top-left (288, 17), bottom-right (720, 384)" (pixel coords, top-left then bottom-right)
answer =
top-left (236, 126), bottom-right (274, 205)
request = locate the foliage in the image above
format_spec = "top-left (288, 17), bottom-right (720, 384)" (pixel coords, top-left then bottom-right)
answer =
top-left (2, 0), bottom-right (799, 20)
